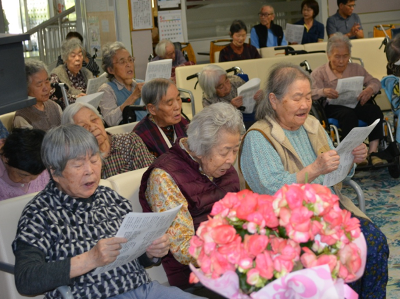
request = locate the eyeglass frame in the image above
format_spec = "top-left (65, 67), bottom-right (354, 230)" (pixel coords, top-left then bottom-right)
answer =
top-left (113, 56), bottom-right (135, 66)
top-left (258, 12), bottom-right (274, 17)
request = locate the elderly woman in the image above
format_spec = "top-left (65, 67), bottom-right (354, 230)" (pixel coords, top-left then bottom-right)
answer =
top-left (61, 102), bottom-right (154, 179)
top-left (311, 33), bottom-right (384, 166)
top-left (294, 0), bottom-right (324, 44)
top-left (219, 20), bottom-right (261, 62)
top-left (14, 60), bottom-right (62, 131)
top-left (12, 124), bottom-right (203, 299)
top-left (50, 38), bottom-right (93, 108)
top-left (386, 33), bottom-right (400, 76)
top-left (98, 41), bottom-right (146, 127)
top-left (152, 39), bottom-right (187, 67)
top-left (199, 64), bottom-right (260, 129)
top-left (139, 102), bottom-right (242, 295)
top-left (133, 78), bottom-right (189, 157)
top-left (0, 128), bottom-right (49, 201)
top-left (240, 63), bottom-right (388, 298)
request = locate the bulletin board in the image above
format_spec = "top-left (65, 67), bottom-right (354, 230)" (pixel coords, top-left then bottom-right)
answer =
top-left (84, 0), bottom-right (118, 58)
top-left (129, 0), bottom-right (154, 31)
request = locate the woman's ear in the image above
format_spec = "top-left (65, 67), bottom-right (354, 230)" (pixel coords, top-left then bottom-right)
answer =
top-left (147, 103), bottom-right (157, 116)
top-left (269, 93), bottom-right (278, 110)
top-left (50, 169), bottom-right (60, 183)
top-left (107, 66), bottom-right (114, 76)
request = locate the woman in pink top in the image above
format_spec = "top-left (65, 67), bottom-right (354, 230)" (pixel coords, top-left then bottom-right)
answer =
top-left (0, 128), bottom-right (50, 201)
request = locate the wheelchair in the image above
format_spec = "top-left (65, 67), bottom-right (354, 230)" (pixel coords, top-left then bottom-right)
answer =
top-left (310, 97), bottom-right (400, 178)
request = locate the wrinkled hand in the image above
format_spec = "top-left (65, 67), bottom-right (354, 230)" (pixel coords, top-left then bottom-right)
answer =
top-left (323, 88), bottom-right (339, 99)
top-left (357, 87), bottom-right (374, 106)
top-left (146, 234), bottom-right (170, 259)
top-left (253, 89), bottom-right (264, 103)
top-left (125, 83), bottom-right (144, 106)
top-left (352, 143), bottom-right (368, 164)
top-left (76, 93), bottom-right (87, 98)
top-left (313, 150), bottom-right (340, 175)
top-left (231, 96), bottom-right (243, 108)
top-left (88, 237), bottom-right (127, 268)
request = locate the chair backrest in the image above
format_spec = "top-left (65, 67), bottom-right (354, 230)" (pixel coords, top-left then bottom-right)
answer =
top-left (303, 42), bottom-right (327, 53)
top-left (0, 111), bottom-right (15, 132)
top-left (181, 42), bottom-right (196, 64)
top-left (210, 39), bottom-right (231, 63)
top-left (105, 122), bottom-right (138, 135)
top-left (214, 51), bottom-right (220, 63)
top-left (0, 192), bottom-right (45, 299)
top-left (373, 24), bottom-right (395, 38)
top-left (106, 167), bottom-right (148, 212)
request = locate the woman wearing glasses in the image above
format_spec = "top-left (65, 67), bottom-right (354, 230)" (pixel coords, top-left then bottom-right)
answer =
top-left (98, 42), bottom-right (145, 127)
top-left (294, 0), bottom-right (324, 44)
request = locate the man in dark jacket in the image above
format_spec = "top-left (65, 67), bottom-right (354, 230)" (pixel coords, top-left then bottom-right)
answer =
top-left (250, 5), bottom-right (288, 48)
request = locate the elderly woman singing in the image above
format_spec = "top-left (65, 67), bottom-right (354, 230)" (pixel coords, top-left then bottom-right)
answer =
top-left (133, 78), bottom-right (189, 157)
top-left (62, 102), bottom-right (154, 178)
top-left (139, 102), bottom-right (243, 297)
top-left (240, 62), bottom-right (388, 298)
top-left (12, 124), bottom-right (204, 299)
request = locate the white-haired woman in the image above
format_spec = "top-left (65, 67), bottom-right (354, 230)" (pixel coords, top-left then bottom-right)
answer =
top-left (14, 60), bottom-right (62, 131)
top-left (240, 62), bottom-right (388, 299)
top-left (62, 102), bottom-right (154, 179)
top-left (13, 124), bottom-right (204, 299)
top-left (139, 102), bottom-right (243, 296)
top-left (311, 33), bottom-right (384, 166)
top-left (152, 39), bottom-right (187, 67)
top-left (133, 78), bottom-right (189, 158)
top-left (98, 41), bottom-right (145, 127)
top-left (199, 64), bottom-right (261, 128)
top-left (50, 38), bottom-right (93, 108)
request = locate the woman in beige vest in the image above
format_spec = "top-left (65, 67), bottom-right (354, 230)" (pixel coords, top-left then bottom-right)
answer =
top-left (240, 62), bottom-right (388, 298)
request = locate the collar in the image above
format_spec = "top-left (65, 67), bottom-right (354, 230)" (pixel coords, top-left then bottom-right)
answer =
top-left (112, 78), bottom-right (137, 91)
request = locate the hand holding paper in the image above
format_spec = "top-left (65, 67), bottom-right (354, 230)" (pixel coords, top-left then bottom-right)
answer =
top-left (237, 78), bottom-right (261, 114)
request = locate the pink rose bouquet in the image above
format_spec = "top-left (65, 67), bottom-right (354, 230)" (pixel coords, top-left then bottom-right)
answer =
top-left (188, 184), bottom-right (367, 299)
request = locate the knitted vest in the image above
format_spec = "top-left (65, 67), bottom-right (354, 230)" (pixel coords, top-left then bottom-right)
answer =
top-left (254, 22), bottom-right (284, 47)
top-left (240, 115), bottom-right (368, 220)
top-left (139, 139), bottom-right (240, 288)
top-left (14, 101), bottom-right (61, 131)
top-left (51, 65), bottom-right (93, 95)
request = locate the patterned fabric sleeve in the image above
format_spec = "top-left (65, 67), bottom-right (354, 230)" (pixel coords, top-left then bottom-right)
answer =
top-left (127, 132), bottom-right (155, 169)
top-left (145, 168), bottom-right (198, 266)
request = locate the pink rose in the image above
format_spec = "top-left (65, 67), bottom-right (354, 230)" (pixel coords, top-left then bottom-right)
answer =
top-left (244, 234), bottom-right (269, 257)
top-left (284, 184), bottom-right (305, 210)
top-left (217, 235), bottom-right (242, 264)
top-left (257, 195), bottom-right (279, 228)
top-left (236, 190), bottom-right (259, 220)
top-left (255, 251), bottom-right (274, 280)
top-left (211, 192), bottom-right (240, 217)
top-left (210, 250), bottom-right (235, 278)
top-left (338, 243), bottom-right (362, 281)
top-left (211, 224), bottom-right (237, 244)
top-left (246, 268), bottom-right (262, 286)
top-left (189, 272), bottom-right (200, 284)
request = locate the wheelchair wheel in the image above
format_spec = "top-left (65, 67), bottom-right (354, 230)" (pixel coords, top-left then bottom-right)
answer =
top-left (388, 156), bottom-right (400, 178)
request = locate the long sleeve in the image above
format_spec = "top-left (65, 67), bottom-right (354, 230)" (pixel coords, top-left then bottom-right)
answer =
top-left (311, 65), bottom-right (328, 100)
top-left (250, 27), bottom-right (260, 48)
top-left (145, 168), bottom-right (197, 266)
top-left (281, 33), bottom-right (288, 46)
top-left (14, 241), bottom-right (72, 296)
top-left (240, 130), bottom-right (298, 195)
top-left (98, 83), bottom-right (123, 126)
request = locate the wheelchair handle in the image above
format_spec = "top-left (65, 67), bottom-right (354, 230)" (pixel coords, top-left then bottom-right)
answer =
top-left (186, 72), bottom-right (199, 80)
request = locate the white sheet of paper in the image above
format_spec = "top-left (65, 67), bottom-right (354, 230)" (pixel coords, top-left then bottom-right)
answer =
top-left (328, 76), bottom-right (364, 109)
top-left (75, 92), bottom-right (104, 109)
top-left (237, 78), bottom-right (260, 114)
top-left (93, 204), bottom-right (182, 275)
top-left (86, 72), bottom-right (108, 95)
top-left (285, 24), bottom-right (304, 44)
top-left (145, 59), bottom-right (172, 82)
top-left (323, 119), bottom-right (380, 187)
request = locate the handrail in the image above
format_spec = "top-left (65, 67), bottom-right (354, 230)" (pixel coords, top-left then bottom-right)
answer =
top-left (25, 6), bottom-right (76, 35)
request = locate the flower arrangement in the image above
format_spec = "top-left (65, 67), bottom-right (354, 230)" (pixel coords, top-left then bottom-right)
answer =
top-left (188, 184), bottom-right (366, 299)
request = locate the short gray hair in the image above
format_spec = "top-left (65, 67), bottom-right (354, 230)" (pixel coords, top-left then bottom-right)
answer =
top-left (386, 33), bottom-right (400, 64)
top-left (61, 102), bottom-right (103, 125)
top-left (102, 41), bottom-right (128, 81)
top-left (141, 78), bottom-right (175, 107)
top-left (256, 62), bottom-right (311, 120)
top-left (327, 32), bottom-right (352, 55)
top-left (41, 124), bottom-right (100, 176)
top-left (199, 65), bottom-right (227, 99)
top-left (25, 59), bottom-right (49, 90)
top-left (61, 38), bottom-right (85, 62)
top-left (155, 39), bottom-right (174, 58)
top-left (260, 4), bottom-right (274, 13)
top-left (187, 102), bottom-right (243, 157)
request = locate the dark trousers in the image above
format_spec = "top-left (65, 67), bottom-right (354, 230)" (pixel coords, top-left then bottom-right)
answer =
top-left (324, 99), bottom-right (384, 141)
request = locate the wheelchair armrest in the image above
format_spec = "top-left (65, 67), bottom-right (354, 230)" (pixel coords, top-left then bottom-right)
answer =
top-left (121, 105), bottom-right (147, 124)
top-left (343, 178), bottom-right (366, 214)
top-left (0, 261), bottom-right (14, 274)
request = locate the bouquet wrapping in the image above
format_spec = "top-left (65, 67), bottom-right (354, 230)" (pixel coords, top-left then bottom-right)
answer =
top-left (188, 184), bottom-right (367, 299)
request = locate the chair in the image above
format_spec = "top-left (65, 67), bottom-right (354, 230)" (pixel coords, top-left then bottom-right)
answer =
top-left (105, 122), bottom-right (138, 135)
top-left (0, 193), bottom-right (73, 299)
top-left (210, 39), bottom-right (231, 63)
top-left (0, 111), bottom-right (15, 132)
top-left (373, 24), bottom-right (395, 38)
top-left (180, 42), bottom-right (196, 64)
top-left (106, 168), bottom-right (170, 286)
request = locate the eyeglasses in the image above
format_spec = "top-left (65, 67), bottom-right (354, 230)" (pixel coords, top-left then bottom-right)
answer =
top-left (258, 12), bottom-right (274, 17)
top-left (345, 4), bottom-right (356, 8)
top-left (114, 56), bottom-right (135, 66)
